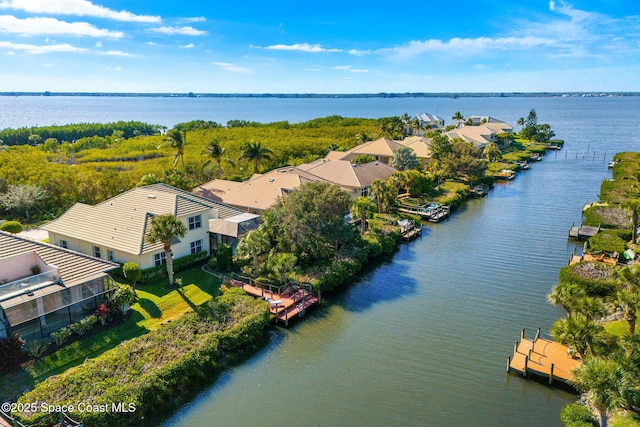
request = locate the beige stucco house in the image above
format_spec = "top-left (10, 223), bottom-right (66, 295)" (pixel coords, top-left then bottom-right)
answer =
top-left (0, 230), bottom-right (118, 342)
top-left (296, 159), bottom-right (397, 198)
top-left (42, 184), bottom-right (247, 270)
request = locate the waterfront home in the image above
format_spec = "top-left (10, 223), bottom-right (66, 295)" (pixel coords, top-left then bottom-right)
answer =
top-left (193, 166), bottom-right (334, 214)
top-left (445, 125), bottom-right (497, 150)
top-left (325, 137), bottom-right (404, 165)
top-left (42, 184), bottom-right (249, 269)
top-left (296, 159), bottom-right (397, 197)
top-left (397, 136), bottom-right (432, 164)
top-left (0, 230), bottom-right (118, 342)
top-left (415, 112), bottom-right (445, 132)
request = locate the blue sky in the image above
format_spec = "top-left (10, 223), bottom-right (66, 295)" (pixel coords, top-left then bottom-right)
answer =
top-left (0, 0), bottom-right (639, 93)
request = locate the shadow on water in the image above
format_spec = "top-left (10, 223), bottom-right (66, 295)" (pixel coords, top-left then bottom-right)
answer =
top-left (331, 243), bottom-right (420, 313)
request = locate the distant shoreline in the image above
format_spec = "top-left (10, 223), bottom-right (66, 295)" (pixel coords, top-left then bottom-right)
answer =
top-left (1, 91), bottom-right (638, 98)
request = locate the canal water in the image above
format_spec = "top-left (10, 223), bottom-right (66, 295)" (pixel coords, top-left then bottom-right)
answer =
top-left (161, 98), bottom-right (640, 427)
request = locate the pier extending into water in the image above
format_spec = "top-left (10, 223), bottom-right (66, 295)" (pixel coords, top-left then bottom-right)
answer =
top-left (508, 328), bottom-right (581, 387)
top-left (223, 273), bottom-right (319, 326)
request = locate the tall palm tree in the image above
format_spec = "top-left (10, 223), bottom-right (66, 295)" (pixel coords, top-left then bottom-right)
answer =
top-left (516, 117), bottom-right (525, 133)
top-left (350, 196), bottom-right (376, 233)
top-left (238, 141), bottom-right (273, 174)
top-left (201, 139), bottom-right (225, 167)
top-left (236, 228), bottom-right (271, 276)
top-left (621, 197), bottom-right (640, 245)
top-left (452, 111), bottom-right (464, 128)
top-left (614, 264), bottom-right (640, 335)
top-left (550, 314), bottom-right (606, 358)
top-left (144, 214), bottom-right (187, 287)
top-left (162, 128), bottom-right (187, 175)
top-left (573, 357), bottom-right (630, 427)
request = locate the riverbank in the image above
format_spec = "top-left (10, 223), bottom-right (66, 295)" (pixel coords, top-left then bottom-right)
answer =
top-left (545, 151), bottom-right (640, 426)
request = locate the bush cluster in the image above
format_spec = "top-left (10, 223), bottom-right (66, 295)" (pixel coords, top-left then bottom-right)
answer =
top-left (14, 289), bottom-right (269, 427)
top-left (0, 335), bottom-right (25, 373)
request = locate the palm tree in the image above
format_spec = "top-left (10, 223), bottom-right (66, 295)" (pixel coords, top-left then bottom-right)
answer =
top-left (452, 111), bottom-right (464, 128)
top-left (517, 117), bottom-right (525, 133)
top-left (201, 139), bottom-right (225, 167)
top-left (573, 357), bottom-right (630, 427)
top-left (614, 264), bottom-right (640, 335)
top-left (550, 314), bottom-right (606, 358)
top-left (161, 128), bottom-right (187, 175)
top-left (482, 142), bottom-right (502, 162)
top-left (350, 196), bottom-right (377, 233)
top-left (621, 197), bottom-right (640, 245)
top-left (238, 141), bottom-right (273, 174)
top-left (236, 228), bottom-right (271, 276)
top-left (144, 214), bottom-right (187, 287)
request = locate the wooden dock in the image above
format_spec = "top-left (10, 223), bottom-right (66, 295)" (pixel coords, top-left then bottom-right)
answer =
top-left (568, 223), bottom-right (600, 239)
top-left (397, 203), bottom-right (450, 222)
top-left (570, 252), bottom-right (618, 266)
top-left (508, 328), bottom-right (581, 387)
top-left (224, 275), bottom-right (320, 326)
top-left (469, 184), bottom-right (489, 197)
top-left (398, 219), bottom-right (422, 241)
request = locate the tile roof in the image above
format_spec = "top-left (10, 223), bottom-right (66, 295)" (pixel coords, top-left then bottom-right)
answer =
top-left (42, 184), bottom-right (242, 255)
top-left (0, 231), bottom-right (118, 287)
top-left (193, 167), bottom-right (332, 211)
top-left (324, 137), bottom-right (403, 161)
top-left (297, 159), bottom-right (397, 189)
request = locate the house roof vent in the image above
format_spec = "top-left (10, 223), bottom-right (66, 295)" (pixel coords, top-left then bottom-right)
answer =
top-left (147, 195), bottom-right (156, 199)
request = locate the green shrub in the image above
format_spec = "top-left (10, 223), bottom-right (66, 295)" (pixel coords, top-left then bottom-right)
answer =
top-left (587, 229), bottom-right (630, 254)
top-left (25, 340), bottom-right (49, 359)
top-left (216, 244), bottom-right (233, 272)
top-left (559, 262), bottom-right (617, 298)
top-left (559, 403), bottom-right (596, 426)
top-left (51, 327), bottom-right (72, 345)
top-left (138, 251), bottom-right (208, 285)
top-left (582, 205), bottom-right (630, 228)
top-left (15, 291), bottom-right (269, 427)
top-left (0, 220), bottom-right (23, 233)
top-left (0, 335), bottom-right (25, 373)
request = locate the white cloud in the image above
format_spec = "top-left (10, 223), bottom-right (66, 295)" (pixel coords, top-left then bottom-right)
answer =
top-left (333, 65), bottom-right (368, 73)
top-left (265, 43), bottom-right (342, 53)
top-left (0, 40), bottom-right (86, 54)
top-left (180, 43), bottom-right (194, 48)
top-left (391, 36), bottom-right (556, 56)
top-left (549, 0), bottom-right (556, 11)
top-left (0, 0), bottom-right (160, 23)
top-left (182, 17), bottom-right (206, 23)
top-left (0, 15), bottom-right (124, 37)
top-left (98, 50), bottom-right (135, 57)
top-left (213, 62), bottom-right (253, 74)
top-left (149, 26), bottom-right (207, 36)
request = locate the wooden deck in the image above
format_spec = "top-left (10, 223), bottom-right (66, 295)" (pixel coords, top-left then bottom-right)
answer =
top-left (225, 276), bottom-right (319, 326)
top-left (570, 252), bottom-right (618, 266)
top-left (508, 329), bottom-right (581, 386)
top-left (397, 203), bottom-right (450, 223)
top-left (568, 223), bottom-right (600, 239)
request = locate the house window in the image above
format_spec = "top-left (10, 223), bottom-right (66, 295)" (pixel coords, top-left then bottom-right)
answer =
top-left (107, 250), bottom-right (115, 262)
top-left (360, 186), bottom-right (370, 197)
top-left (190, 239), bottom-right (203, 254)
top-left (154, 252), bottom-right (166, 267)
top-left (59, 240), bottom-right (68, 249)
top-left (93, 246), bottom-right (101, 259)
top-left (188, 215), bottom-right (202, 230)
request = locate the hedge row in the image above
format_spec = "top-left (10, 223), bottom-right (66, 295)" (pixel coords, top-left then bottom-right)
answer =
top-left (110, 251), bottom-right (208, 285)
top-left (14, 288), bottom-right (269, 427)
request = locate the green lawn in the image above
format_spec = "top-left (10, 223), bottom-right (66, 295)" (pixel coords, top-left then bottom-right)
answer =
top-left (0, 268), bottom-right (220, 401)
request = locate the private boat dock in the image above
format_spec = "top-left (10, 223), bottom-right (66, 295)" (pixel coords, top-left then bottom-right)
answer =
top-left (507, 328), bottom-right (581, 387)
top-left (397, 203), bottom-right (451, 222)
top-left (398, 218), bottom-right (422, 241)
top-left (568, 222), bottom-right (600, 239)
top-left (223, 274), bottom-right (320, 326)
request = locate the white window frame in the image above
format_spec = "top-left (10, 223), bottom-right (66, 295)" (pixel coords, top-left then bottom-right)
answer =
top-left (93, 246), bottom-right (101, 259)
top-left (59, 240), bottom-right (68, 249)
top-left (188, 215), bottom-right (202, 230)
top-left (154, 252), bottom-right (166, 267)
top-left (107, 250), bottom-right (115, 262)
top-left (190, 239), bottom-right (203, 254)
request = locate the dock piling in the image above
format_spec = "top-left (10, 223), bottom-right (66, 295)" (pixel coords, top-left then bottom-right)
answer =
top-left (549, 363), bottom-right (554, 385)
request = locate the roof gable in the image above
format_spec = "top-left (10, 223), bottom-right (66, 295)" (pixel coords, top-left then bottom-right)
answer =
top-left (42, 184), bottom-right (242, 255)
